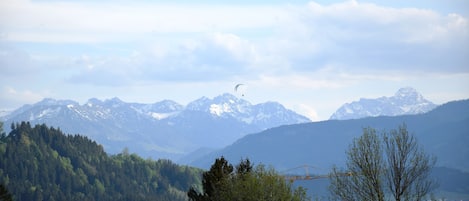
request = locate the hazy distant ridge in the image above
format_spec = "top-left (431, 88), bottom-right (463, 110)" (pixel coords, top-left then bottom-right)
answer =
top-left (192, 99), bottom-right (469, 173)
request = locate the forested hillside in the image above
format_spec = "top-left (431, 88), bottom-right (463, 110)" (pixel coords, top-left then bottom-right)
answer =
top-left (0, 122), bottom-right (201, 201)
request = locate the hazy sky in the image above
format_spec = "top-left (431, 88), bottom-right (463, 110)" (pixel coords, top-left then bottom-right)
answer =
top-left (1, 0), bottom-right (468, 121)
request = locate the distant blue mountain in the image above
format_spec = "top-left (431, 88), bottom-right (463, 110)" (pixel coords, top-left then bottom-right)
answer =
top-left (189, 99), bottom-right (469, 199)
top-left (330, 87), bottom-right (437, 120)
top-left (1, 94), bottom-right (310, 161)
top-left (191, 99), bottom-right (469, 173)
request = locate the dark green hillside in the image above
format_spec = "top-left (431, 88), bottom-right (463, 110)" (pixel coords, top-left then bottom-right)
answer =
top-left (192, 99), bottom-right (469, 171)
top-left (0, 122), bottom-right (201, 201)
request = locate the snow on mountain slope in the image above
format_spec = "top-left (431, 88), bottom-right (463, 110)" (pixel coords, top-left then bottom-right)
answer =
top-left (186, 93), bottom-right (310, 128)
top-left (2, 94), bottom-right (310, 160)
top-left (330, 87), bottom-right (437, 120)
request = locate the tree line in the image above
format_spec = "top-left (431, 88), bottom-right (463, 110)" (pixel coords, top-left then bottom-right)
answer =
top-left (0, 122), bottom-right (201, 201)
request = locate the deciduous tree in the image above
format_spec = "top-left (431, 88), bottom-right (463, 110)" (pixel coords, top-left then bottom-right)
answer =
top-left (329, 124), bottom-right (436, 201)
top-left (383, 125), bottom-right (437, 201)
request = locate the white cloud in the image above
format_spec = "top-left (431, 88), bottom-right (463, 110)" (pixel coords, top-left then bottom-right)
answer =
top-left (0, 45), bottom-right (34, 75)
top-left (1, 0), bottom-right (468, 119)
top-left (0, 0), bottom-right (284, 43)
top-left (256, 73), bottom-right (346, 90)
top-left (288, 1), bottom-right (469, 72)
top-left (211, 32), bottom-right (259, 65)
top-left (292, 103), bottom-right (320, 121)
top-left (1, 86), bottom-right (45, 109)
top-left (2, 0), bottom-right (468, 78)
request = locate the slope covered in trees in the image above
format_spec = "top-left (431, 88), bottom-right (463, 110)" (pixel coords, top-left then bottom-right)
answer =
top-left (0, 122), bottom-right (201, 201)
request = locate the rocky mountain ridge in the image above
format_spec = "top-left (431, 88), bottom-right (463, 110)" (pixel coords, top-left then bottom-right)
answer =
top-left (1, 93), bottom-right (310, 161)
top-left (330, 87), bottom-right (437, 120)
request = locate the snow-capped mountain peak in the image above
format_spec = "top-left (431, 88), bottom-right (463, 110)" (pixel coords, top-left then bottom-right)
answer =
top-left (2, 94), bottom-right (311, 160)
top-left (209, 103), bottom-right (232, 116)
top-left (186, 96), bottom-right (211, 111)
top-left (210, 93), bottom-right (251, 116)
top-left (130, 100), bottom-right (183, 120)
top-left (186, 93), bottom-right (252, 115)
top-left (393, 87), bottom-right (425, 102)
top-left (35, 98), bottom-right (78, 107)
top-left (183, 94), bottom-right (310, 127)
top-left (330, 87), bottom-right (437, 120)
top-left (104, 97), bottom-right (125, 108)
top-left (85, 98), bottom-right (102, 107)
top-left (152, 100), bottom-right (184, 112)
top-left (395, 87), bottom-right (418, 97)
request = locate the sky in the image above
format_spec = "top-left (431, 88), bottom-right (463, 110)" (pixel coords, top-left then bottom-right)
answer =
top-left (1, 0), bottom-right (468, 121)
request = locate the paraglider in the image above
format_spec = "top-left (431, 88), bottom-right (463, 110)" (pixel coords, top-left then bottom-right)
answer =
top-left (234, 84), bottom-right (246, 96)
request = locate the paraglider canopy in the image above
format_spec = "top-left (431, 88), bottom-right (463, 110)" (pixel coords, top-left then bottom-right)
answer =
top-left (234, 84), bottom-right (246, 96)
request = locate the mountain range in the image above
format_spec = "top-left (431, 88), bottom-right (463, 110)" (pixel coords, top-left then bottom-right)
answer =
top-left (330, 87), bottom-right (437, 120)
top-left (191, 99), bottom-right (469, 172)
top-left (0, 87), bottom-right (441, 162)
top-left (0, 93), bottom-right (310, 160)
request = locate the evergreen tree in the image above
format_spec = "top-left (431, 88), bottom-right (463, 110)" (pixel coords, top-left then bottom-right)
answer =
top-left (188, 156), bottom-right (233, 201)
top-left (0, 121), bottom-right (201, 201)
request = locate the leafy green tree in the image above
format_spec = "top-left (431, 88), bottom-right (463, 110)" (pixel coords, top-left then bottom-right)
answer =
top-left (329, 124), bottom-right (436, 201)
top-left (230, 164), bottom-right (308, 201)
top-left (188, 157), bottom-right (309, 201)
top-left (329, 127), bottom-right (384, 201)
